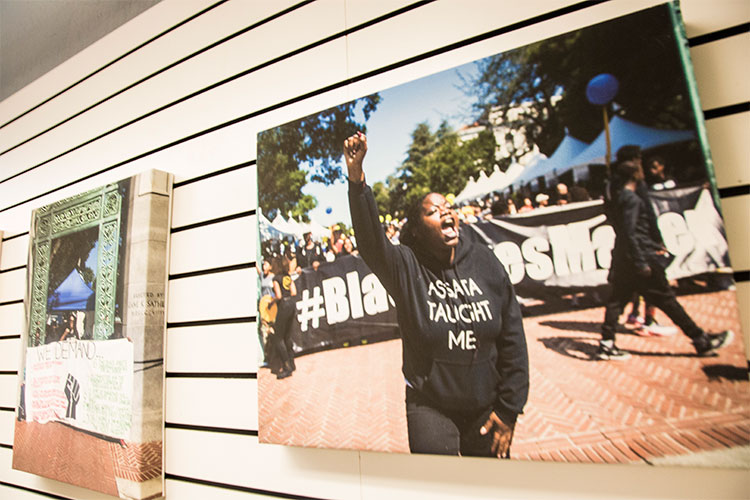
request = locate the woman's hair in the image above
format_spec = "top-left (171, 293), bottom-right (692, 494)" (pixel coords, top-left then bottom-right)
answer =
top-left (271, 255), bottom-right (289, 276)
top-left (399, 193), bottom-right (430, 249)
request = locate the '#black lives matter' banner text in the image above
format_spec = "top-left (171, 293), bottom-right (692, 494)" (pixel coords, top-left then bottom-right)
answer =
top-left (285, 187), bottom-right (729, 354)
top-left (288, 254), bottom-right (399, 355)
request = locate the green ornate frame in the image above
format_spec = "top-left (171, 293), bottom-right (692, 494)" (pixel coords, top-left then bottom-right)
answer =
top-left (28, 183), bottom-right (123, 346)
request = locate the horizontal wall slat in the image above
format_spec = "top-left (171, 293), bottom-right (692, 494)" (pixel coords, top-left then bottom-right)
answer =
top-left (0, 483), bottom-right (64, 500)
top-left (165, 478), bottom-right (286, 500)
top-left (0, 339), bottom-right (20, 373)
top-left (0, 235), bottom-right (28, 272)
top-left (166, 378), bottom-right (258, 430)
top-left (0, 303), bottom-right (24, 337)
top-left (680, 0), bottom-right (750, 37)
top-left (706, 112), bottom-right (750, 188)
top-left (358, 447), bottom-right (750, 500)
top-left (165, 428), bottom-right (361, 500)
top-left (0, 411), bottom-right (15, 446)
top-left (0, 375), bottom-right (18, 409)
top-left (169, 215), bottom-right (256, 275)
top-left (0, 269), bottom-right (24, 304)
top-left (171, 167), bottom-right (256, 230)
top-left (691, 33), bottom-right (750, 111)
top-left (720, 195), bottom-right (750, 272)
top-left (166, 323), bottom-right (259, 373)
top-left (167, 268), bottom-right (257, 324)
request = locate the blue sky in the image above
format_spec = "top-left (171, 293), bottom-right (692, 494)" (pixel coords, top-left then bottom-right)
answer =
top-left (301, 61), bottom-right (479, 228)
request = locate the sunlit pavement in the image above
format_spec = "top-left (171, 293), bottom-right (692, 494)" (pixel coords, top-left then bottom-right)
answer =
top-left (259, 290), bottom-right (749, 466)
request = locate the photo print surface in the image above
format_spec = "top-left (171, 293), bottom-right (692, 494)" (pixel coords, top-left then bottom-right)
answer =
top-left (13, 170), bottom-right (173, 499)
top-left (256, 3), bottom-right (749, 466)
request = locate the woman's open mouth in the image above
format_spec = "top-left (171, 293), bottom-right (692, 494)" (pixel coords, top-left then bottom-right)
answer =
top-left (441, 217), bottom-right (458, 240)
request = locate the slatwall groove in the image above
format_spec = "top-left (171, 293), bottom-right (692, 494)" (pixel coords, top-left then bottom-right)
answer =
top-left (169, 211), bottom-right (256, 235)
top-left (720, 186), bottom-right (750, 198)
top-left (0, 266), bottom-right (25, 274)
top-left (0, 233), bottom-right (28, 242)
top-left (165, 373), bottom-right (256, 379)
top-left (164, 423), bottom-right (257, 436)
top-left (164, 474), bottom-right (327, 500)
top-left (171, 160), bottom-right (255, 189)
top-left (169, 263), bottom-right (256, 281)
top-left (688, 21), bottom-right (750, 46)
top-left (166, 317), bottom-right (255, 329)
top-left (704, 101), bottom-right (750, 120)
top-left (0, 482), bottom-right (72, 500)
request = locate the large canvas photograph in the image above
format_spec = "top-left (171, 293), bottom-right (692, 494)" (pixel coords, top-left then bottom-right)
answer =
top-left (256, 3), bottom-right (749, 466)
top-left (13, 170), bottom-right (172, 498)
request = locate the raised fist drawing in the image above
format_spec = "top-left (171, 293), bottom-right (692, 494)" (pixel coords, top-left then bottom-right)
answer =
top-left (64, 373), bottom-right (80, 419)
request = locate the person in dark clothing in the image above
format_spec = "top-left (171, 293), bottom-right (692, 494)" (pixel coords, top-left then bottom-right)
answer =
top-left (271, 255), bottom-right (297, 379)
top-left (344, 132), bottom-right (529, 458)
top-left (598, 160), bottom-right (733, 360)
top-left (296, 231), bottom-right (324, 270)
top-left (616, 146), bottom-right (675, 336)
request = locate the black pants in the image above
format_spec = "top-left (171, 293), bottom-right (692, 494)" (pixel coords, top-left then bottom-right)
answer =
top-left (273, 298), bottom-right (296, 369)
top-left (406, 386), bottom-right (496, 457)
top-left (602, 261), bottom-right (702, 342)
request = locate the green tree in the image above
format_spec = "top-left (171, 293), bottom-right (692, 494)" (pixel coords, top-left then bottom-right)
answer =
top-left (392, 121), bottom-right (498, 213)
top-left (258, 95), bottom-right (380, 219)
top-left (467, 6), bottom-right (694, 158)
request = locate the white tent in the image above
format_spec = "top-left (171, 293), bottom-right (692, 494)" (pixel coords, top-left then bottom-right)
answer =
top-left (455, 176), bottom-right (479, 204)
top-left (567, 116), bottom-right (696, 168)
top-left (512, 134), bottom-right (589, 188)
top-left (300, 218), bottom-right (330, 240)
top-left (259, 213), bottom-right (291, 240)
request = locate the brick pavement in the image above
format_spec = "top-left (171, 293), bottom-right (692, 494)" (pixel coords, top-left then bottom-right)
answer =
top-left (12, 420), bottom-right (162, 496)
top-left (258, 290), bottom-right (750, 465)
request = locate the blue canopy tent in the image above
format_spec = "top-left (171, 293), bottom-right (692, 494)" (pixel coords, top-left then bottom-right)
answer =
top-left (47, 269), bottom-right (94, 312)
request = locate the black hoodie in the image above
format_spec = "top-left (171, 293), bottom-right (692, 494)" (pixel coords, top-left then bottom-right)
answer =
top-left (349, 181), bottom-right (529, 424)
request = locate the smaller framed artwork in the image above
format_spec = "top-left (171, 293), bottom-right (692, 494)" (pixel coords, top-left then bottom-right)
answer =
top-left (12, 170), bottom-right (173, 499)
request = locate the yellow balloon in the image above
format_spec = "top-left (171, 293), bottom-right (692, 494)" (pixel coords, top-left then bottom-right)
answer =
top-left (446, 193), bottom-right (456, 204)
top-left (379, 215), bottom-right (384, 223)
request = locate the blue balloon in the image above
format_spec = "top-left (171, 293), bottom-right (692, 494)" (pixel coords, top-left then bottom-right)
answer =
top-left (586, 73), bottom-right (619, 105)
top-left (325, 207), bottom-right (332, 214)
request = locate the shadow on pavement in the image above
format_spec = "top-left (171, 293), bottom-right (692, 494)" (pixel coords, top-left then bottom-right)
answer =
top-left (702, 364), bottom-right (750, 381)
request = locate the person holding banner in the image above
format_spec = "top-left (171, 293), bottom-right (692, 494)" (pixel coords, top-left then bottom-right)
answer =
top-left (598, 160), bottom-right (733, 360)
top-left (344, 132), bottom-right (529, 458)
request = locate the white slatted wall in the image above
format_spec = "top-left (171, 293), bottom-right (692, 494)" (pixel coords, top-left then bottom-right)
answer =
top-left (0, 0), bottom-right (747, 498)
